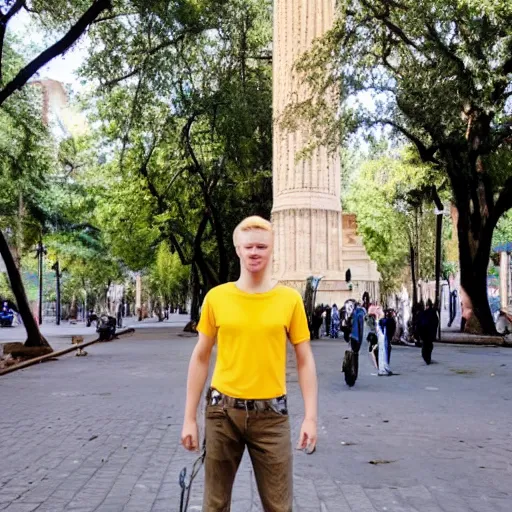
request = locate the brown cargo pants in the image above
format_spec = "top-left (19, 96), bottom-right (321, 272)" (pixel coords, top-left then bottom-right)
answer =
top-left (203, 404), bottom-right (292, 511)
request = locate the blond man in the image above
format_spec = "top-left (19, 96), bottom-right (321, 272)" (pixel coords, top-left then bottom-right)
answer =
top-left (181, 216), bottom-right (318, 511)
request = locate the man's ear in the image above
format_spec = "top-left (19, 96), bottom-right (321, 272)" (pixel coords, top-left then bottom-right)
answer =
top-left (235, 245), bottom-right (240, 258)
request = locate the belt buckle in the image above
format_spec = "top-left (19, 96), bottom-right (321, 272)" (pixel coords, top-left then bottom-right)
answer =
top-left (210, 389), bottom-right (222, 406)
top-left (272, 396), bottom-right (288, 415)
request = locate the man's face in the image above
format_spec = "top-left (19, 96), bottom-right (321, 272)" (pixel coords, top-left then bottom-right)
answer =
top-left (236, 229), bottom-right (273, 274)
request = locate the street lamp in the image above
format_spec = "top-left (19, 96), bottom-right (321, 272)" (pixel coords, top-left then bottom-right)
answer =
top-left (34, 241), bottom-right (47, 325)
top-left (51, 260), bottom-right (62, 326)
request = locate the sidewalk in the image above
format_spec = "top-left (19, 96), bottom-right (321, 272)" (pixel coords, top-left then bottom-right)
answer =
top-left (1, 327), bottom-right (511, 511)
top-left (0, 314), bottom-right (189, 353)
top-left (440, 330), bottom-right (507, 346)
top-left (439, 307), bottom-right (508, 346)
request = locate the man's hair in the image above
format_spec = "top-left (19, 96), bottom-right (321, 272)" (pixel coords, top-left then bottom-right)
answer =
top-left (233, 216), bottom-right (272, 246)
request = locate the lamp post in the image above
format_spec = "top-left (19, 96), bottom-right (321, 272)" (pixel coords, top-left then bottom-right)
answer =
top-left (51, 260), bottom-right (62, 325)
top-left (35, 241), bottom-right (47, 325)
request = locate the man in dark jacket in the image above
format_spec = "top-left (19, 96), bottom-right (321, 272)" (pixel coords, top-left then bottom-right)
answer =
top-left (418, 300), bottom-right (439, 365)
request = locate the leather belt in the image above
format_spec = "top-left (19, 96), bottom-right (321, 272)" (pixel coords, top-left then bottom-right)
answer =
top-left (207, 388), bottom-right (288, 415)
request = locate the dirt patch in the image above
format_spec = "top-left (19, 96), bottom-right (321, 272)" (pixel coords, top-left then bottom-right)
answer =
top-left (0, 354), bottom-right (22, 370)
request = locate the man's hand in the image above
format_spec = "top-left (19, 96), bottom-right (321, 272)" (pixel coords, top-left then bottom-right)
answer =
top-left (296, 418), bottom-right (317, 454)
top-left (181, 418), bottom-right (199, 452)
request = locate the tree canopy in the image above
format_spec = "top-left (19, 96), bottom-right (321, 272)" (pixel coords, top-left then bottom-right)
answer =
top-left (81, 0), bottom-right (273, 318)
top-left (293, 0), bottom-right (512, 332)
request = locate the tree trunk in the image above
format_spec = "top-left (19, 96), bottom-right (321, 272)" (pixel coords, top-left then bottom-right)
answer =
top-left (0, 229), bottom-right (51, 349)
top-left (184, 263), bottom-right (201, 332)
top-left (458, 252), bottom-right (496, 334)
top-left (454, 198), bottom-right (497, 335)
top-left (410, 242), bottom-right (418, 306)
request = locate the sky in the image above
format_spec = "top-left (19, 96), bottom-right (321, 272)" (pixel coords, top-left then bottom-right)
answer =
top-left (9, 9), bottom-right (88, 92)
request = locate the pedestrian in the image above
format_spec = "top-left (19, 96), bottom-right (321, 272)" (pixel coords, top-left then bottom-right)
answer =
top-left (342, 300), bottom-right (366, 386)
top-left (331, 304), bottom-right (340, 338)
top-left (448, 290), bottom-right (458, 327)
top-left (418, 299), bottom-right (439, 365)
top-left (362, 291), bottom-right (370, 311)
top-left (312, 304), bottom-right (323, 340)
top-left (324, 305), bottom-right (331, 338)
top-left (377, 307), bottom-right (393, 376)
top-left (181, 216), bottom-right (318, 512)
top-left (384, 309), bottom-right (396, 363)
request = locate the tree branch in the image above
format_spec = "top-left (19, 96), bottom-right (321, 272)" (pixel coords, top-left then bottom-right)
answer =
top-left (0, 0), bottom-right (112, 106)
top-left (363, 0), bottom-right (420, 51)
top-left (193, 212), bottom-right (218, 287)
top-left (430, 185), bottom-right (443, 211)
top-left (182, 113), bottom-right (207, 183)
top-left (425, 22), bottom-right (469, 85)
top-left (373, 118), bottom-right (439, 164)
top-left (491, 54), bottom-right (512, 103)
top-left (136, 141), bottom-right (160, 202)
top-left (101, 29), bottom-right (201, 89)
top-left (119, 71), bottom-right (145, 170)
top-left (92, 11), bottom-right (137, 24)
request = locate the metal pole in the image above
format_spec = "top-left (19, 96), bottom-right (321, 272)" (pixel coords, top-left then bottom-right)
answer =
top-left (434, 214), bottom-right (443, 340)
top-left (55, 261), bottom-right (61, 326)
top-left (38, 242), bottom-right (43, 326)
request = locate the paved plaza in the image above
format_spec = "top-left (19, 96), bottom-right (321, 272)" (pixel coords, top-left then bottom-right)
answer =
top-left (0, 325), bottom-right (511, 511)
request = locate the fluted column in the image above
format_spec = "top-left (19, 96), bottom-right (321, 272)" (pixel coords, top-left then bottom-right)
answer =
top-left (272, 0), bottom-right (344, 281)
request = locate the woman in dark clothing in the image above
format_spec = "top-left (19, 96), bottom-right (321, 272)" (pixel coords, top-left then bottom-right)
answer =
top-left (312, 305), bottom-right (324, 339)
top-left (418, 299), bottom-right (439, 365)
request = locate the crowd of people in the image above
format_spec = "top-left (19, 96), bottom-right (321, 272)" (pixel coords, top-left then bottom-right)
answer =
top-left (311, 294), bottom-right (440, 384)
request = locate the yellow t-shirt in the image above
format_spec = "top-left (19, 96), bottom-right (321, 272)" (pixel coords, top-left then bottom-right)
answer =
top-left (197, 282), bottom-right (310, 399)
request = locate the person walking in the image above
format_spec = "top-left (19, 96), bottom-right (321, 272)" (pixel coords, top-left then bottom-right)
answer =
top-left (312, 304), bottom-right (324, 339)
top-left (330, 304), bottom-right (340, 338)
top-left (418, 299), bottom-right (439, 365)
top-left (342, 300), bottom-right (366, 386)
top-left (181, 216), bottom-right (318, 512)
top-left (377, 308), bottom-right (393, 376)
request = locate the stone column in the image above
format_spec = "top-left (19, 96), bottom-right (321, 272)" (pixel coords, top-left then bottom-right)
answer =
top-left (272, 0), bottom-right (344, 287)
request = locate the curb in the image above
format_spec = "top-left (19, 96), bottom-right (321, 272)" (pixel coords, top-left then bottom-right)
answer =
top-left (439, 333), bottom-right (508, 347)
top-left (0, 328), bottom-right (135, 376)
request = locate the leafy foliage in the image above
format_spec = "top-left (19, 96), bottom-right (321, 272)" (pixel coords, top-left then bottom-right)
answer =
top-left (82, 0), bottom-right (273, 303)
top-left (149, 242), bottom-right (190, 307)
top-left (493, 211), bottom-right (512, 248)
top-left (347, 147), bottom-right (441, 296)
top-left (292, 0), bottom-right (512, 332)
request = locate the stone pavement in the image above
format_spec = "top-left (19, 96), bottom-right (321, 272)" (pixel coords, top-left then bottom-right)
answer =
top-left (0, 326), bottom-right (511, 511)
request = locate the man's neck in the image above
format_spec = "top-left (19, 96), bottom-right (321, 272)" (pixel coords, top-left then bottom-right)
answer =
top-left (236, 269), bottom-right (277, 294)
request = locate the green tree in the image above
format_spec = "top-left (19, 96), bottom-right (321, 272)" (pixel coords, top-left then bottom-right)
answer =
top-left (347, 148), bottom-right (442, 301)
top-left (149, 242), bottom-right (190, 317)
top-left (0, 0), bottom-right (115, 348)
top-left (493, 211), bottom-right (512, 248)
top-left (83, 0), bottom-right (273, 321)
top-left (0, 42), bottom-right (56, 348)
top-left (294, 0), bottom-right (512, 333)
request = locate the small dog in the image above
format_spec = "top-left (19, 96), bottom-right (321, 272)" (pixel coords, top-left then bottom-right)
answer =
top-left (72, 336), bottom-right (88, 356)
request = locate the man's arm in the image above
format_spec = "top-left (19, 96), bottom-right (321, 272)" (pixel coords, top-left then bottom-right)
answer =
top-left (294, 340), bottom-right (318, 453)
top-left (181, 332), bottom-right (215, 451)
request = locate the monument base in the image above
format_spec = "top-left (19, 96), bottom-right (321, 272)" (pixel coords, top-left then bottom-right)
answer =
top-left (277, 277), bottom-right (379, 308)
